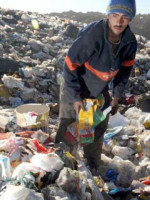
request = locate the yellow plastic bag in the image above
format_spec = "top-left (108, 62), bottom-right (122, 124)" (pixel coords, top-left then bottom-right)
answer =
top-left (79, 96), bottom-right (105, 127)
top-left (79, 99), bottom-right (94, 126)
top-left (65, 95), bottom-right (105, 146)
top-left (31, 19), bottom-right (39, 30)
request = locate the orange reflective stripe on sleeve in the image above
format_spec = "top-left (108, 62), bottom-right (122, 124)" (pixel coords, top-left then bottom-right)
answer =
top-left (84, 62), bottom-right (119, 81)
top-left (65, 55), bottom-right (80, 71)
top-left (122, 59), bottom-right (135, 67)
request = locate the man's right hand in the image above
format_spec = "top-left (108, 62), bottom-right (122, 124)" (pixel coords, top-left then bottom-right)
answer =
top-left (73, 101), bottom-right (85, 115)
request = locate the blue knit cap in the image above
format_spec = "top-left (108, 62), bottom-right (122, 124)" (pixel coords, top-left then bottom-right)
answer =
top-left (106, 0), bottom-right (136, 20)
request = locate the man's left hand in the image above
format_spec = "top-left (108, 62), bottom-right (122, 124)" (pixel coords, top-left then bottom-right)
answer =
top-left (111, 97), bottom-right (119, 115)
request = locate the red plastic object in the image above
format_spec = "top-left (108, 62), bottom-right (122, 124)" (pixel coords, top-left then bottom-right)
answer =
top-left (32, 139), bottom-right (55, 153)
top-left (119, 95), bottom-right (135, 105)
top-left (142, 180), bottom-right (150, 185)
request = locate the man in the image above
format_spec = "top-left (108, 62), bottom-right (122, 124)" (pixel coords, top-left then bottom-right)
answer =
top-left (56, 0), bottom-right (137, 170)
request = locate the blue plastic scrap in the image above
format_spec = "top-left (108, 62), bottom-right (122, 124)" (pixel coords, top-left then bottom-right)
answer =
top-left (104, 169), bottom-right (119, 183)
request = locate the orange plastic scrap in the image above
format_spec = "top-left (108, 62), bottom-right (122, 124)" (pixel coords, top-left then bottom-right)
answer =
top-left (0, 133), bottom-right (13, 140)
top-left (16, 131), bottom-right (35, 138)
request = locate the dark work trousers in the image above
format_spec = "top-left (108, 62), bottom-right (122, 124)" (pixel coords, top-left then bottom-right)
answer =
top-left (55, 87), bottom-right (109, 170)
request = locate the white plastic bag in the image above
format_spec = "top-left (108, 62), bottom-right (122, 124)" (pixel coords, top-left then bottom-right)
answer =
top-left (22, 67), bottom-right (33, 78)
top-left (112, 146), bottom-right (135, 160)
top-left (124, 107), bottom-right (142, 119)
top-left (0, 185), bottom-right (44, 200)
top-left (31, 153), bottom-right (64, 172)
top-left (56, 167), bottom-right (79, 193)
top-left (122, 126), bottom-right (137, 136)
top-left (111, 156), bottom-right (136, 187)
top-left (12, 162), bottom-right (40, 179)
top-left (108, 112), bottom-right (129, 128)
top-left (2, 74), bottom-right (24, 90)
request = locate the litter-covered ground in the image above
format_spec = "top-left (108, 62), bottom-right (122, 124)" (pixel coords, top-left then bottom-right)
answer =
top-left (0, 7), bottom-right (150, 200)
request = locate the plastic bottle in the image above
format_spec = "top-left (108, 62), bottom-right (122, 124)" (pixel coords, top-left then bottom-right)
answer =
top-left (0, 156), bottom-right (11, 181)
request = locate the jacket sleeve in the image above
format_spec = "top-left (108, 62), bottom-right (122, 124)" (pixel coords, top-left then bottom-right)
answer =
top-left (63, 29), bottom-right (96, 103)
top-left (112, 41), bottom-right (137, 98)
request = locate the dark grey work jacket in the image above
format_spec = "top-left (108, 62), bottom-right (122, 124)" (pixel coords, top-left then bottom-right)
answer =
top-left (63, 19), bottom-right (137, 105)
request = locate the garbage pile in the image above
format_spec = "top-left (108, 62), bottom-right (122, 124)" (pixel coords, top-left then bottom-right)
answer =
top-left (0, 7), bottom-right (81, 106)
top-left (0, 7), bottom-right (150, 200)
top-left (127, 35), bottom-right (150, 99)
top-left (1, 107), bottom-right (150, 200)
top-left (99, 108), bottom-right (150, 199)
top-left (0, 128), bottom-right (109, 200)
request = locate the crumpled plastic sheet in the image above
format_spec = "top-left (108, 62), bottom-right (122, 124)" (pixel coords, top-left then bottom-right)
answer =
top-left (0, 185), bottom-right (44, 200)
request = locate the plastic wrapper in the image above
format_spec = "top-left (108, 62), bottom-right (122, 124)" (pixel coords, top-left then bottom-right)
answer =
top-left (104, 126), bottom-right (123, 140)
top-left (9, 146), bottom-right (32, 170)
top-left (5, 137), bottom-right (25, 153)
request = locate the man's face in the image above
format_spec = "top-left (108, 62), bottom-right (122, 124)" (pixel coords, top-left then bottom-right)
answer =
top-left (107, 13), bottom-right (130, 36)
